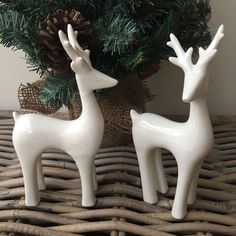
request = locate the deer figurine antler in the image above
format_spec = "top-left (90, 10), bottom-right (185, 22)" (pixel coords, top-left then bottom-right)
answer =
top-left (131, 25), bottom-right (224, 219)
top-left (12, 24), bottom-right (118, 207)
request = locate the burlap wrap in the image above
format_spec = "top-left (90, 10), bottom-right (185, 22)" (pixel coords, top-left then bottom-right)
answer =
top-left (18, 77), bottom-right (59, 114)
top-left (18, 75), bottom-right (151, 147)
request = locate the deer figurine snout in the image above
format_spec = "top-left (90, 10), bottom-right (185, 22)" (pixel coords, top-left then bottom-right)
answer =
top-left (88, 69), bottom-right (118, 90)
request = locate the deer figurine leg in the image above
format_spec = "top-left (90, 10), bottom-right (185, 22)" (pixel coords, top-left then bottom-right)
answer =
top-left (36, 155), bottom-right (46, 190)
top-left (18, 151), bottom-right (40, 206)
top-left (136, 147), bottom-right (157, 204)
top-left (187, 159), bottom-right (203, 205)
top-left (73, 154), bottom-right (96, 207)
top-left (172, 157), bottom-right (197, 219)
top-left (153, 148), bottom-right (168, 194)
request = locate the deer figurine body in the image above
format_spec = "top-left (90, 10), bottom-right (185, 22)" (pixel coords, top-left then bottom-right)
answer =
top-left (131, 26), bottom-right (224, 219)
top-left (12, 25), bottom-right (118, 207)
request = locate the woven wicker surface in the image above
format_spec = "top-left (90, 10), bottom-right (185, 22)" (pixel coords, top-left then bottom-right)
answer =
top-left (0, 111), bottom-right (236, 235)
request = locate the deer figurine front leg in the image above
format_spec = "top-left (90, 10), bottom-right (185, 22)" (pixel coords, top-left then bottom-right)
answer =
top-left (12, 25), bottom-right (118, 207)
top-left (131, 25), bottom-right (224, 219)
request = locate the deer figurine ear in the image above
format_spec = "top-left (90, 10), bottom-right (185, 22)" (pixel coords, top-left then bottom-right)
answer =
top-left (85, 49), bottom-right (90, 57)
top-left (71, 57), bottom-right (83, 72)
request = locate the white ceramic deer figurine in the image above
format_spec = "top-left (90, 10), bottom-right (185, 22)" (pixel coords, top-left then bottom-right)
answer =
top-left (12, 24), bottom-right (118, 207)
top-left (131, 25), bottom-right (224, 219)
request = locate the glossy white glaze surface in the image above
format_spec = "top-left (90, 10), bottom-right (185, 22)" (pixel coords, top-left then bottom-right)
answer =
top-left (131, 25), bottom-right (224, 219)
top-left (12, 24), bottom-right (118, 207)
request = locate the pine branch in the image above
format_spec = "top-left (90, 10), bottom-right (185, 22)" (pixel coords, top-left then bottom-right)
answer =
top-left (0, 11), bottom-right (27, 48)
top-left (1, 1), bottom-right (68, 17)
top-left (176, 0), bottom-right (211, 50)
top-left (95, 14), bottom-right (138, 55)
top-left (0, 10), bottom-right (46, 74)
top-left (40, 75), bottom-right (78, 108)
top-left (118, 50), bottom-right (145, 72)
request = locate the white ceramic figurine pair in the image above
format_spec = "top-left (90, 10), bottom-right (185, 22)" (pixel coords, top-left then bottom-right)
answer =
top-left (12, 24), bottom-right (224, 219)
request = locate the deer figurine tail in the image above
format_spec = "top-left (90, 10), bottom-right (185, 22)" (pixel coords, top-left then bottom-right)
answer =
top-left (130, 110), bottom-right (139, 122)
top-left (13, 112), bottom-right (22, 122)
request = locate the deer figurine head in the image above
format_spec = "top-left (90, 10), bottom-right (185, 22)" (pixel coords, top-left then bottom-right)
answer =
top-left (167, 25), bottom-right (224, 103)
top-left (59, 24), bottom-right (117, 92)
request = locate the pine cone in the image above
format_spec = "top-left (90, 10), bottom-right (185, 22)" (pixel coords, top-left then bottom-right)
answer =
top-left (39, 9), bottom-right (93, 75)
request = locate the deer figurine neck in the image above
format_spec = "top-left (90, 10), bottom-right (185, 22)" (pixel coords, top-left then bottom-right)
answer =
top-left (188, 95), bottom-right (210, 124)
top-left (187, 94), bottom-right (213, 141)
top-left (75, 75), bottom-right (103, 122)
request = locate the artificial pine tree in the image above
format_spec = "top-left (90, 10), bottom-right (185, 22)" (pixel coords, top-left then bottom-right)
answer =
top-left (0, 0), bottom-right (211, 108)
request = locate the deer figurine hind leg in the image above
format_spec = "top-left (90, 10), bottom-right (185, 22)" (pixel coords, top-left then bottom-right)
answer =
top-left (153, 148), bottom-right (168, 194)
top-left (12, 24), bottom-right (117, 207)
top-left (36, 155), bottom-right (46, 191)
top-left (131, 113), bottom-right (169, 204)
top-left (138, 147), bottom-right (168, 203)
top-left (131, 25), bottom-right (224, 219)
